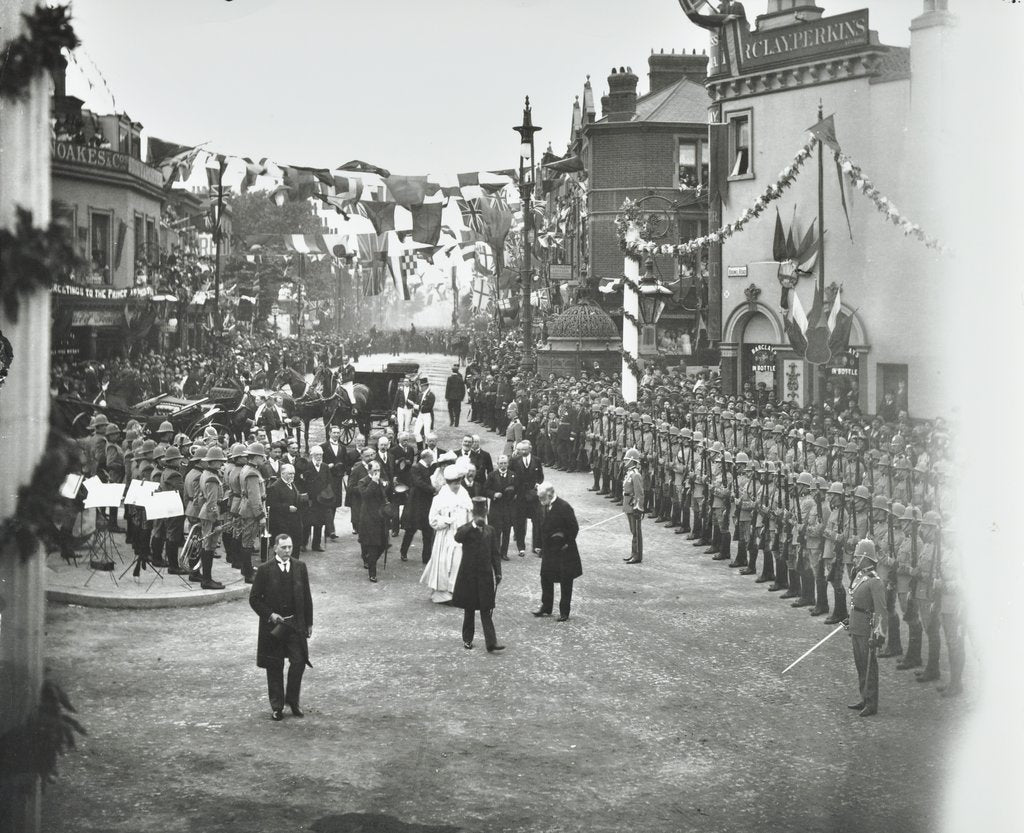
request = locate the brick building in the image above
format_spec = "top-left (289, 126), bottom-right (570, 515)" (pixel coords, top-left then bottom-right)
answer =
top-left (571, 51), bottom-right (719, 364)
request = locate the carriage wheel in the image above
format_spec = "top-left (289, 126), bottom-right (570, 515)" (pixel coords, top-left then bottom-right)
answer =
top-left (339, 418), bottom-right (358, 445)
top-left (181, 525), bottom-right (202, 575)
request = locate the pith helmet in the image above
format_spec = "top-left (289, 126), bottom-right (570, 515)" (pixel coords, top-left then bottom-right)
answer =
top-left (203, 446), bottom-right (227, 463)
top-left (854, 539), bottom-right (878, 563)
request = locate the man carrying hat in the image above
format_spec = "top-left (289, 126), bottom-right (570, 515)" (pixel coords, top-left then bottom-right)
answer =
top-left (847, 539), bottom-right (888, 717)
top-left (393, 374), bottom-right (419, 435)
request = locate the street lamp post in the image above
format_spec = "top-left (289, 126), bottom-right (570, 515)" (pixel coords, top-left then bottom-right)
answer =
top-left (514, 96), bottom-right (541, 375)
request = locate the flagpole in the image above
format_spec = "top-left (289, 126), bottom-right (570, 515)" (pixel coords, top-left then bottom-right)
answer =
top-left (815, 100), bottom-right (826, 432)
top-left (213, 159), bottom-right (224, 337)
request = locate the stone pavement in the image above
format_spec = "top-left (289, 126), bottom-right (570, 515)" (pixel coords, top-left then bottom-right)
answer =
top-left (41, 357), bottom-right (971, 833)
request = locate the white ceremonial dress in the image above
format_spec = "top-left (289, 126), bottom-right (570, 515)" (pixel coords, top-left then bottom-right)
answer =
top-left (420, 485), bottom-right (473, 603)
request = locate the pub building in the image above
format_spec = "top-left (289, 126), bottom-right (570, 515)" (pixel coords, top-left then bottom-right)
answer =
top-left (694, 0), bottom-right (953, 417)
top-left (48, 60), bottom-right (218, 360)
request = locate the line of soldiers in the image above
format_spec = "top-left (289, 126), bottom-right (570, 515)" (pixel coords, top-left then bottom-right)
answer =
top-left (78, 413), bottom-right (272, 590)
top-left (577, 401), bottom-right (964, 698)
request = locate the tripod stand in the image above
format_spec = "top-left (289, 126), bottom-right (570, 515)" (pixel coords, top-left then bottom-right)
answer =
top-left (84, 510), bottom-right (124, 588)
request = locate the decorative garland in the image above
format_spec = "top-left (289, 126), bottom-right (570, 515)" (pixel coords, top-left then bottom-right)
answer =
top-left (0, 427), bottom-right (81, 564)
top-left (0, 208), bottom-right (83, 322)
top-left (838, 154), bottom-right (951, 255)
top-left (0, 677), bottom-right (85, 790)
top-left (621, 308), bottom-right (642, 329)
top-left (618, 139), bottom-right (817, 259)
top-left (0, 5), bottom-right (79, 100)
top-left (619, 348), bottom-right (643, 382)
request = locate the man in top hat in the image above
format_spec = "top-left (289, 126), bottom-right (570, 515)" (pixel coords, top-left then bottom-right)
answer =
top-left (445, 364), bottom-right (466, 428)
top-left (414, 376), bottom-right (435, 442)
top-left (393, 373), bottom-right (419, 435)
top-left (847, 539), bottom-right (888, 717)
top-left (452, 497), bottom-right (505, 652)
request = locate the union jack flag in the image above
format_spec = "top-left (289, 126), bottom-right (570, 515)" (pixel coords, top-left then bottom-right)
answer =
top-left (457, 198), bottom-right (485, 233)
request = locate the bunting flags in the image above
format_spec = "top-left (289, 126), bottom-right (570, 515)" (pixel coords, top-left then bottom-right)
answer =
top-left (807, 113), bottom-right (853, 241)
top-left (385, 175), bottom-right (440, 207)
top-left (357, 201), bottom-right (396, 235)
top-left (457, 198), bottom-right (485, 233)
top-left (337, 159), bottom-right (391, 178)
top-left (410, 201), bottom-right (443, 245)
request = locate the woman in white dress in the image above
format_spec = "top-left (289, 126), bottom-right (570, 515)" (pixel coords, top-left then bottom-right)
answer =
top-left (420, 463), bottom-right (474, 603)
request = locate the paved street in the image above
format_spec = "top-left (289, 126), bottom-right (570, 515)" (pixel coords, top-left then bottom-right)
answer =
top-left (41, 394), bottom-right (970, 833)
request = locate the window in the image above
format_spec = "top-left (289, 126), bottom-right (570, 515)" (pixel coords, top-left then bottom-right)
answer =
top-left (146, 217), bottom-right (158, 263)
top-left (677, 140), bottom-right (710, 189)
top-left (90, 211), bottom-right (112, 284)
top-left (134, 214), bottom-right (145, 268)
top-left (727, 111), bottom-right (752, 178)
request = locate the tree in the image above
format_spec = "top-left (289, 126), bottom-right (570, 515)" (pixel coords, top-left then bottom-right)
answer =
top-left (227, 191), bottom-right (320, 245)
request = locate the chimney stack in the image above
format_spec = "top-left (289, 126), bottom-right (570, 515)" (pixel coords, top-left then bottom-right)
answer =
top-left (648, 50), bottom-right (710, 93)
top-left (603, 66), bottom-right (638, 121)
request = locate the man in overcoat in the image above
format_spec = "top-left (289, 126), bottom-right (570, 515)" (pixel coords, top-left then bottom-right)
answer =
top-left (249, 534), bottom-right (313, 721)
top-left (267, 464), bottom-right (305, 552)
top-left (452, 498), bottom-right (504, 651)
top-left (400, 449), bottom-right (436, 563)
top-left (484, 453), bottom-right (516, 561)
top-left (532, 482), bottom-right (582, 622)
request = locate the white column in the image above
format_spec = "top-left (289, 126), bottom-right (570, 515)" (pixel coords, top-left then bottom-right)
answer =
top-left (621, 254), bottom-right (640, 404)
top-left (0, 4), bottom-right (53, 830)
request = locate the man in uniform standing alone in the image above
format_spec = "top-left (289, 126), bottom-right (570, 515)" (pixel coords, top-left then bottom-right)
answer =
top-left (847, 539), bottom-right (888, 717)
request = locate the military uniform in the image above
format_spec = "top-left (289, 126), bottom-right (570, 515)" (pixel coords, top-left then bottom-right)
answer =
top-left (848, 542), bottom-right (888, 716)
top-left (622, 452), bottom-right (644, 563)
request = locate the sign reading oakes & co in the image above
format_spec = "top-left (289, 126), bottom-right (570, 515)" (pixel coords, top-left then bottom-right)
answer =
top-left (52, 141), bottom-right (164, 188)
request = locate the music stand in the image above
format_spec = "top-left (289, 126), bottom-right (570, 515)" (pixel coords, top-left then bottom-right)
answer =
top-left (84, 511), bottom-right (122, 588)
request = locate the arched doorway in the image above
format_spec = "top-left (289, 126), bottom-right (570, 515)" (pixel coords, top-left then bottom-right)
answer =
top-left (740, 310), bottom-right (782, 403)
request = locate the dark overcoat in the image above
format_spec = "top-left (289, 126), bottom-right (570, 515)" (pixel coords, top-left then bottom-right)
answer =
top-left (357, 478), bottom-right (389, 547)
top-left (539, 496), bottom-right (582, 582)
top-left (484, 470), bottom-right (516, 528)
top-left (401, 462), bottom-right (434, 531)
top-left (266, 478), bottom-right (305, 545)
top-left (249, 558), bottom-right (313, 669)
top-left (451, 522), bottom-right (501, 611)
top-left (299, 461), bottom-right (333, 525)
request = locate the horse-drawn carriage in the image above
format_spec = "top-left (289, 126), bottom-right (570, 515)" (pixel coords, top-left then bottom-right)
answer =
top-left (54, 392), bottom-right (227, 440)
top-left (55, 361), bottom-right (420, 449)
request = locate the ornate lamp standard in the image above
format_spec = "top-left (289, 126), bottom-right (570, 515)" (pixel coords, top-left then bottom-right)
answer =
top-left (514, 96), bottom-right (541, 375)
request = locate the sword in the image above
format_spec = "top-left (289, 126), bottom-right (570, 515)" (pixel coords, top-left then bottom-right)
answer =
top-left (781, 623), bottom-right (846, 675)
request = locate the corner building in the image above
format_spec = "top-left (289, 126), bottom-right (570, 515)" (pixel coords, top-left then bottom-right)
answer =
top-left (701, 1), bottom-right (954, 417)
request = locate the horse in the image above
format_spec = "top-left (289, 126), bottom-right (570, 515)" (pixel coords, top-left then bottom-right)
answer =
top-left (272, 367), bottom-right (307, 400)
top-left (291, 383), bottom-right (371, 451)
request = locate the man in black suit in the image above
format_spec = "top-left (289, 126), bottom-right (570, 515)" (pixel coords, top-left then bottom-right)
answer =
top-left (414, 376), bottom-right (435, 443)
top-left (452, 498), bottom-right (504, 652)
top-left (345, 447), bottom-right (376, 535)
top-left (299, 447), bottom-right (333, 551)
top-left (267, 464), bottom-right (305, 552)
top-left (445, 364), bottom-right (466, 427)
top-left (471, 434), bottom-right (494, 482)
top-left (399, 448), bottom-right (436, 563)
top-left (532, 483), bottom-right (582, 622)
top-left (249, 534), bottom-right (313, 720)
top-left (320, 425), bottom-right (346, 541)
top-left (485, 453), bottom-right (516, 560)
top-left (510, 440), bottom-right (544, 557)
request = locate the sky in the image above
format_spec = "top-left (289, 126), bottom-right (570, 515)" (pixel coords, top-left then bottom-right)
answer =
top-left (65, 0), bottom-right (924, 174)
